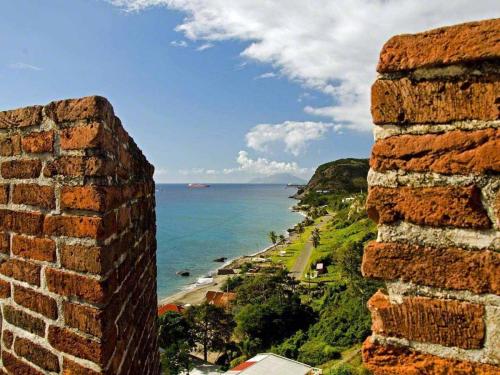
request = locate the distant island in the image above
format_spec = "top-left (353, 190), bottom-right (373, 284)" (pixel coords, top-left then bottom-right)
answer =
top-left (248, 173), bottom-right (306, 185)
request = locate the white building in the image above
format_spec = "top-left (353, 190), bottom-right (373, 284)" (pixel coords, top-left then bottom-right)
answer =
top-left (225, 353), bottom-right (322, 375)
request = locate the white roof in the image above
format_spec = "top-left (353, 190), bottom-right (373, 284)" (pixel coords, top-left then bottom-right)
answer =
top-left (226, 353), bottom-right (315, 375)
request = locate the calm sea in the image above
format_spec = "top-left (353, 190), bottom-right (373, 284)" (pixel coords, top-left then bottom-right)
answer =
top-left (155, 184), bottom-right (303, 300)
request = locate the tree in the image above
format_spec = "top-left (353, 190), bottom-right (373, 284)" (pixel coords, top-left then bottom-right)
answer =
top-left (278, 234), bottom-right (286, 245)
top-left (158, 312), bottom-right (194, 374)
top-left (296, 222), bottom-right (305, 233)
top-left (268, 231), bottom-right (278, 247)
top-left (311, 228), bottom-right (320, 248)
top-left (185, 303), bottom-right (235, 361)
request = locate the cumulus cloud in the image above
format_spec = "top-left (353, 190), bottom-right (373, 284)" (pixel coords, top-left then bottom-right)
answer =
top-left (110, 0), bottom-right (497, 131)
top-left (255, 72), bottom-right (276, 80)
top-left (246, 121), bottom-right (334, 156)
top-left (224, 150), bottom-right (309, 176)
top-left (9, 62), bottom-right (42, 71)
top-left (197, 42), bottom-right (214, 51)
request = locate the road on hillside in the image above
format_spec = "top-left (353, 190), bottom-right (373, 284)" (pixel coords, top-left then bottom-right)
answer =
top-left (289, 215), bottom-right (330, 280)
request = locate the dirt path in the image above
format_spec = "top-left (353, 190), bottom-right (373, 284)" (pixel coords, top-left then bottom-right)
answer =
top-left (289, 215), bottom-right (331, 280)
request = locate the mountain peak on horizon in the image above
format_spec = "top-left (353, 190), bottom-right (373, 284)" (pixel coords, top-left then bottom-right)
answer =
top-left (248, 173), bottom-right (306, 184)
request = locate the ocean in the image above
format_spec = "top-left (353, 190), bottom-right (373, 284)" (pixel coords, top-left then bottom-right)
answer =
top-left (155, 184), bottom-right (303, 300)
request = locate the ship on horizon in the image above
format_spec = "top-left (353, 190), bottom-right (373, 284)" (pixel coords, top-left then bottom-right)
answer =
top-left (187, 183), bottom-right (210, 188)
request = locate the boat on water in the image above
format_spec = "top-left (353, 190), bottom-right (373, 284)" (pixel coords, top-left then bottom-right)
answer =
top-left (187, 183), bottom-right (210, 188)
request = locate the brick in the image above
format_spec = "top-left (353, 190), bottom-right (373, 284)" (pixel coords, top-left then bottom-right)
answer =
top-left (43, 214), bottom-right (105, 239)
top-left (12, 234), bottom-right (56, 262)
top-left (0, 279), bottom-right (10, 298)
top-left (2, 350), bottom-right (44, 375)
top-left (1, 159), bottom-right (42, 179)
top-left (363, 339), bottom-right (500, 375)
top-left (3, 330), bottom-right (13, 348)
top-left (0, 258), bottom-right (40, 285)
top-left (0, 185), bottom-right (8, 204)
top-left (0, 134), bottom-right (21, 156)
top-left (366, 186), bottom-right (491, 229)
top-left (21, 130), bottom-right (54, 153)
top-left (368, 291), bottom-right (484, 349)
top-left (44, 156), bottom-right (114, 178)
top-left (60, 122), bottom-right (111, 150)
top-left (45, 96), bottom-right (114, 124)
top-left (0, 232), bottom-right (9, 254)
top-left (62, 358), bottom-right (100, 375)
top-left (377, 19), bottom-right (500, 73)
top-left (45, 268), bottom-right (113, 304)
top-left (12, 183), bottom-right (55, 209)
top-left (61, 185), bottom-right (122, 212)
top-left (363, 242), bottom-right (500, 294)
top-left (0, 105), bottom-right (43, 128)
top-left (372, 78), bottom-right (500, 125)
top-left (60, 243), bottom-right (112, 275)
top-left (64, 301), bottom-right (112, 337)
top-left (14, 285), bottom-right (58, 319)
top-left (3, 305), bottom-right (46, 336)
top-left (0, 210), bottom-right (44, 235)
top-left (15, 337), bottom-right (60, 372)
top-left (371, 128), bottom-right (500, 175)
top-left (48, 326), bottom-right (104, 364)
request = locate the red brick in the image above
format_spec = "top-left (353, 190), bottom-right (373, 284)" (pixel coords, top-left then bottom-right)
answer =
top-left (60, 243), bottom-right (112, 275)
top-left (62, 357), bottom-right (100, 375)
top-left (0, 279), bottom-right (10, 298)
top-left (61, 185), bottom-right (122, 212)
top-left (48, 326), bottom-right (104, 364)
top-left (0, 232), bottom-right (8, 254)
top-left (60, 122), bottom-right (111, 150)
top-left (2, 350), bottom-right (44, 375)
top-left (366, 186), bottom-right (491, 229)
top-left (363, 339), bottom-right (500, 375)
top-left (0, 185), bottom-right (8, 204)
top-left (0, 258), bottom-right (40, 285)
top-left (372, 78), bottom-right (499, 125)
top-left (0, 105), bottom-right (43, 128)
top-left (0, 134), bottom-right (21, 156)
top-left (14, 285), bottom-right (58, 319)
top-left (43, 214), bottom-right (105, 239)
top-left (0, 210), bottom-right (44, 235)
top-left (3, 305), bottom-right (46, 336)
top-left (64, 301), bottom-right (112, 337)
top-left (15, 337), bottom-right (60, 372)
top-left (1, 159), bottom-right (42, 179)
top-left (12, 234), bottom-right (56, 262)
top-left (371, 128), bottom-right (500, 175)
top-left (21, 130), bottom-right (54, 153)
top-left (377, 19), bottom-right (500, 73)
top-left (45, 96), bottom-right (114, 124)
top-left (368, 291), bottom-right (484, 349)
top-left (2, 330), bottom-right (13, 348)
top-left (362, 242), bottom-right (500, 295)
top-left (12, 183), bottom-right (55, 209)
top-left (43, 156), bottom-right (114, 178)
top-left (45, 268), bottom-right (113, 304)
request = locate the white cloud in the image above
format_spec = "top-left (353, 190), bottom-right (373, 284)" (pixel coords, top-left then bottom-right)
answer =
top-left (109, 0), bottom-right (498, 131)
top-left (246, 121), bottom-right (333, 156)
top-left (255, 72), bottom-right (276, 79)
top-left (197, 42), bottom-right (214, 51)
top-left (170, 40), bottom-right (188, 47)
top-left (9, 62), bottom-right (42, 71)
top-left (224, 150), bottom-right (309, 176)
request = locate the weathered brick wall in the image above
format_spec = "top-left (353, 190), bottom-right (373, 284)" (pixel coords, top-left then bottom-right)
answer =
top-left (362, 19), bottom-right (500, 374)
top-left (0, 96), bottom-right (159, 374)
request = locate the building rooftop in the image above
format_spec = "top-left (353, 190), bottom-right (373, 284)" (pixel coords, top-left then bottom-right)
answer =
top-left (225, 353), bottom-right (321, 375)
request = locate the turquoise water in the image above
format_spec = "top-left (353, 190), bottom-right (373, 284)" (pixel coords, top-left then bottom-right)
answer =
top-left (155, 184), bottom-right (302, 300)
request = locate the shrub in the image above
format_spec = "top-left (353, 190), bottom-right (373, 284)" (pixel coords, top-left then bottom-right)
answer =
top-left (297, 339), bottom-right (341, 366)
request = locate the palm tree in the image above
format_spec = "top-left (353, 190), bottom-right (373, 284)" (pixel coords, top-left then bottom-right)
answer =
top-left (311, 228), bottom-right (320, 248)
top-left (269, 231), bottom-right (278, 248)
top-left (296, 222), bottom-right (305, 233)
top-left (278, 234), bottom-right (286, 245)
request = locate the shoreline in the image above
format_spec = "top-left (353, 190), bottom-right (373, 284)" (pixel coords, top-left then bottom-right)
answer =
top-left (158, 205), bottom-right (306, 307)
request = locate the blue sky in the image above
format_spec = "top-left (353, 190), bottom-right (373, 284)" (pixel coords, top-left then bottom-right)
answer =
top-left (1, 1), bottom-right (497, 182)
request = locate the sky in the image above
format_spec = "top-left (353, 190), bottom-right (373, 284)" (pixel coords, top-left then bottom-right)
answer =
top-left (1, 1), bottom-right (498, 183)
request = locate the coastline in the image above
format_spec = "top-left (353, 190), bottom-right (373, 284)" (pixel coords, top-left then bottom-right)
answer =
top-left (158, 205), bottom-right (305, 307)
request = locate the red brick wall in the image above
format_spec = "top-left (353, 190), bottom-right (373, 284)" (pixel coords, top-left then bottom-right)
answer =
top-left (0, 96), bottom-right (159, 374)
top-left (362, 19), bottom-right (500, 374)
